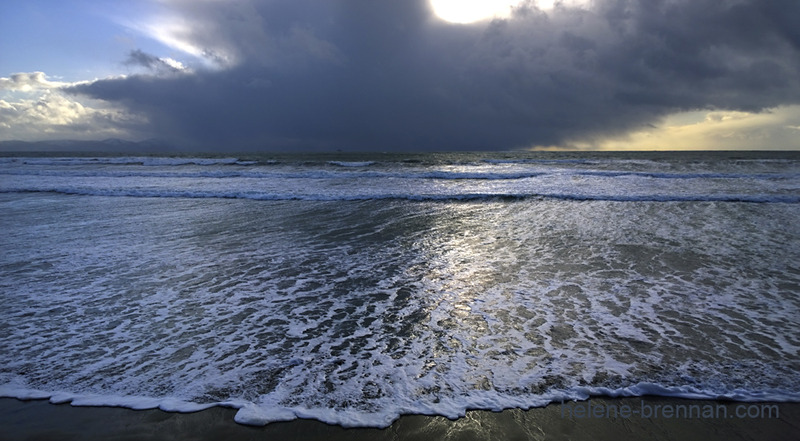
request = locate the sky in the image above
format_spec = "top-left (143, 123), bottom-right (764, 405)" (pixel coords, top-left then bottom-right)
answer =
top-left (1, 0), bottom-right (799, 151)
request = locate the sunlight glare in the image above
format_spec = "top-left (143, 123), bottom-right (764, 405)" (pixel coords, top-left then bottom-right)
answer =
top-left (429, 0), bottom-right (520, 24)
top-left (430, 0), bottom-right (590, 23)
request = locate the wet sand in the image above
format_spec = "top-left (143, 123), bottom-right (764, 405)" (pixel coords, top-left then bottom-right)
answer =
top-left (2, 396), bottom-right (798, 441)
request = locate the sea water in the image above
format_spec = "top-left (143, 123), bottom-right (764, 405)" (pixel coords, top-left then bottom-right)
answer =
top-left (0, 151), bottom-right (798, 427)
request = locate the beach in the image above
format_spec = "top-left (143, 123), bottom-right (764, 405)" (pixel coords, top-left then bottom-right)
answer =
top-left (2, 397), bottom-right (798, 441)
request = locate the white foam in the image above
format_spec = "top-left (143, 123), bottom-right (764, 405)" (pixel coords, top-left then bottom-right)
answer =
top-left (0, 386), bottom-right (216, 412)
top-left (139, 157), bottom-right (243, 166)
top-left (10, 156), bottom-right (250, 167)
top-left (233, 402), bottom-right (297, 426)
top-left (3, 380), bottom-right (799, 428)
top-left (328, 161), bottom-right (375, 167)
top-left (1, 185), bottom-right (797, 203)
top-left (0, 385), bottom-right (51, 400)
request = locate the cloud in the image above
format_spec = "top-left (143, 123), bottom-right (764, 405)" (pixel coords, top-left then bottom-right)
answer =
top-left (596, 105), bottom-right (800, 150)
top-left (125, 49), bottom-right (189, 74)
top-left (0, 72), bottom-right (72, 92)
top-left (63, 0), bottom-right (800, 150)
top-left (0, 73), bottom-right (146, 141)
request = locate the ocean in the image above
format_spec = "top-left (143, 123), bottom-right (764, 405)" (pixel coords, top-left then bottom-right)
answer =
top-left (1, 150), bottom-right (798, 427)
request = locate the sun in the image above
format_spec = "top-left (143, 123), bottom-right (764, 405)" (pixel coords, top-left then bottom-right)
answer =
top-left (429, 1), bottom-right (588, 24)
top-left (429, 0), bottom-right (519, 23)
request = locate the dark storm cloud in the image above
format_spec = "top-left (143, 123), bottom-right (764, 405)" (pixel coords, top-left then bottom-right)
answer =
top-left (70, 0), bottom-right (800, 151)
top-left (124, 49), bottom-right (183, 73)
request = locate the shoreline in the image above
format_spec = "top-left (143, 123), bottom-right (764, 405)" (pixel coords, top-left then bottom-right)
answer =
top-left (2, 396), bottom-right (799, 441)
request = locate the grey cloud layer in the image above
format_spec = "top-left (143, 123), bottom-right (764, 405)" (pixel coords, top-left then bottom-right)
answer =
top-left (71, 0), bottom-right (800, 150)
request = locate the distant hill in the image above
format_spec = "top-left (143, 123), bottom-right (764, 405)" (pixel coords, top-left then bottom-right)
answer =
top-left (0, 139), bottom-right (179, 154)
